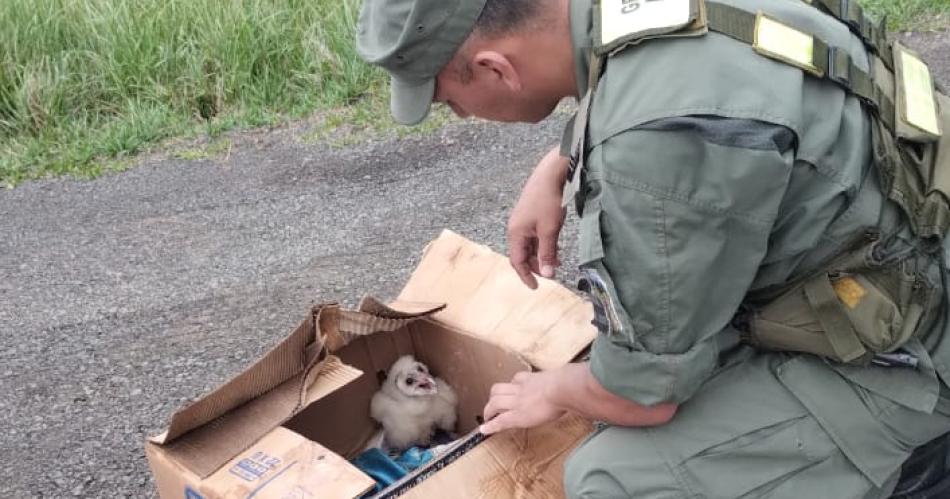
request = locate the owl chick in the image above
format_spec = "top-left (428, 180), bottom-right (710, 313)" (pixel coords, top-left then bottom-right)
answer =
top-left (370, 355), bottom-right (458, 451)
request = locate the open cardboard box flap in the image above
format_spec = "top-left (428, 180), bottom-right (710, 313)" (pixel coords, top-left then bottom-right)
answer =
top-left (148, 229), bottom-right (596, 482)
top-left (148, 299), bottom-right (446, 478)
top-left (398, 230), bottom-right (595, 371)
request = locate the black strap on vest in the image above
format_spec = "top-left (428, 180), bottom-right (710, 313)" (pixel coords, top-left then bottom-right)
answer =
top-left (807, 0), bottom-right (893, 67)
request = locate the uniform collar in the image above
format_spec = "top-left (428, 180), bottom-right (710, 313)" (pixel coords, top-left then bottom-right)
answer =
top-left (569, 0), bottom-right (594, 99)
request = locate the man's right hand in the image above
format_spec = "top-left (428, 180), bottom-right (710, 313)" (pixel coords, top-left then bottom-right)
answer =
top-left (507, 146), bottom-right (570, 289)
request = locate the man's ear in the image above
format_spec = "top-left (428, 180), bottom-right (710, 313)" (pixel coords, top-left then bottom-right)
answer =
top-left (472, 50), bottom-right (522, 92)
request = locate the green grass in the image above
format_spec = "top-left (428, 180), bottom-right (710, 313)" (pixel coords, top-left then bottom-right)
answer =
top-left (861, 0), bottom-right (950, 31)
top-left (172, 137), bottom-right (232, 161)
top-left (0, 0), bottom-right (387, 187)
top-left (1, 0), bottom-right (947, 187)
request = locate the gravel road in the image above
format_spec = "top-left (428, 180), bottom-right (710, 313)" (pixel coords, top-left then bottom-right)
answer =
top-left (1, 31), bottom-right (947, 498)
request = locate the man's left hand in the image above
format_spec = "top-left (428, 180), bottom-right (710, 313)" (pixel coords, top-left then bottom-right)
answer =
top-left (480, 370), bottom-right (567, 434)
top-left (507, 146), bottom-right (569, 289)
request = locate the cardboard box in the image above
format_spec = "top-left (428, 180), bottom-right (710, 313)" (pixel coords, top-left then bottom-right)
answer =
top-left (146, 230), bottom-right (597, 498)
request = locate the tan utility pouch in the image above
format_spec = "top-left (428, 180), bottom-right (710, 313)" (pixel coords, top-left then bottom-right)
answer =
top-left (743, 246), bottom-right (936, 365)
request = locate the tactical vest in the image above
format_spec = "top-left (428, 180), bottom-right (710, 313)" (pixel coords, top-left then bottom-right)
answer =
top-left (566, 0), bottom-right (950, 365)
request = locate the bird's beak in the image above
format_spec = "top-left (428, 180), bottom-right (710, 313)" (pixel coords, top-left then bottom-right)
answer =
top-left (417, 375), bottom-right (436, 391)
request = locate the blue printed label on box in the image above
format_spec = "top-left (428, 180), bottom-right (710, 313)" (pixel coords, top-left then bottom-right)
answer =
top-left (229, 451), bottom-right (282, 482)
top-left (184, 485), bottom-right (205, 499)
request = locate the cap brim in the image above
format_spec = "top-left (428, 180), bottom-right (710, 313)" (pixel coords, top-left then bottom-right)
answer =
top-left (390, 77), bottom-right (435, 126)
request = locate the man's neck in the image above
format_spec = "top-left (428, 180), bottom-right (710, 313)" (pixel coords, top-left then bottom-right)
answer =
top-left (505, 0), bottom-right (577, 101)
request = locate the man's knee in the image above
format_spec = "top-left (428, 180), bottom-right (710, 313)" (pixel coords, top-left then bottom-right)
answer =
top-left (563, 431), bottom-right (629, 498)
top-left (563, 426), bottom-right (677, 499)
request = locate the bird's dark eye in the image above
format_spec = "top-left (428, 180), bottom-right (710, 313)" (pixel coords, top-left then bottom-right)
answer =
top-left (405, 378), bottom-right (415, 386)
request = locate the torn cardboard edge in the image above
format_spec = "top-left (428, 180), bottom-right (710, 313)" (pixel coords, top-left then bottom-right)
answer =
top-left (147, 229), bottom-right (598, 488)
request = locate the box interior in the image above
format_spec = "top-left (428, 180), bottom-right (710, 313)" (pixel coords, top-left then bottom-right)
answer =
top-left (284, 317), bottom-right (531, 460)
top-left (146, 231), bottom-right (600, 499)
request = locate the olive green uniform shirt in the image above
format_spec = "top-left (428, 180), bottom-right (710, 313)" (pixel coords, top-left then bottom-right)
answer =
top-left (563, 0), bottom-right (950, 485)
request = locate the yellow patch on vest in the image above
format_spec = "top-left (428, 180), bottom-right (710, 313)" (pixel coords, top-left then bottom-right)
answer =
top-left (753, 14), bottom-right (820, 77)
top-left (601, 0), bottom-right (693, 46)
top-left (832, 276), bottom-right (867, 309)
top-left (900, 50), bottom-right (941, 136)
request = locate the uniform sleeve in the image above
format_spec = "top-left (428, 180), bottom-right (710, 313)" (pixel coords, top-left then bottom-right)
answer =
top-left (580, 117), bottom-right (796, 406)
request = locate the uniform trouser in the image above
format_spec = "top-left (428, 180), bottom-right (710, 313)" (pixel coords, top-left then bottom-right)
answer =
top-left (563, 353), bottom-right (950, 499)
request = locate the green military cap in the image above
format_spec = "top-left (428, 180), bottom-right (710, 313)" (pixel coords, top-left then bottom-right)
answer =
top-left (357, 0), bottom-right (487, 125)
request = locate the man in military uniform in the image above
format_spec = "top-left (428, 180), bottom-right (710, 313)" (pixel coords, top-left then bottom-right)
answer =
top-left (357, 0), bottom-right (950, 496)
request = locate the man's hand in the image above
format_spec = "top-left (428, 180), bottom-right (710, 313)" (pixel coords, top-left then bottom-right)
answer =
top-left (507, 146), bottom-right (570, 289)
top-left (480, 363), bottom-right (678, 435)
top-left (480, 370), bottom-right (566, 434)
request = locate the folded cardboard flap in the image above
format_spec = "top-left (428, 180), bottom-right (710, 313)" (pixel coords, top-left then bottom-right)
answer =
top-left (201, 426), bottom-right (376, 499)
top-left (398, 230), bottom-right (597, 370)
top-left (150, 302), bottom-right (443, 478)
top-left (154, 356), bottom-right (363, 478)
top-left (150, 317), bottom-right (316, 446)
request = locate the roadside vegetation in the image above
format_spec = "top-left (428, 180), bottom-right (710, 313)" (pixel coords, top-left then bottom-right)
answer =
top-left (862, 0), bottom-right (949, 32)
top-left (0, 0), bottom-right (947, 187)
top-left (0, 0), bottom-right (387, 186)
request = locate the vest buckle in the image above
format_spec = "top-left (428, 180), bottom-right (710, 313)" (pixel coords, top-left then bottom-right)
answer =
top-left (827, 46), bottom-right (851, 88)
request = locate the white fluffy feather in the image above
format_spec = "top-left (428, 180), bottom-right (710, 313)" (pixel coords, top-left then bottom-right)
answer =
top-left (370, 355), bottom-right (458, 450)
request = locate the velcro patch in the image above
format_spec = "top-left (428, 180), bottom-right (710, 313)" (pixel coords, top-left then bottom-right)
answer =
top-left (600, 0), bottom-right (694, 47)
top-left (832, 276), bottom-right (866, 309)
top-left (753, 14), bottom-right (820, 76)
top-left (899, 50), bottom-right (941, 136)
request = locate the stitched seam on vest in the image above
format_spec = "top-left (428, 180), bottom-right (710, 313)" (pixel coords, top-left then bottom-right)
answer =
top-left (592, 169), bottom-right (774, 227)
top-left (794, 158), bottom-right (851, 189)
top-left (655, 198), bottom-right (671, 352)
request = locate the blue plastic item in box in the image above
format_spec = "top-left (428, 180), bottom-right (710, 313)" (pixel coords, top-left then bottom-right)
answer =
top-left (352, 448), bottom-right (407, 495)
top-left (351, 445), bottom-right (438, 496)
